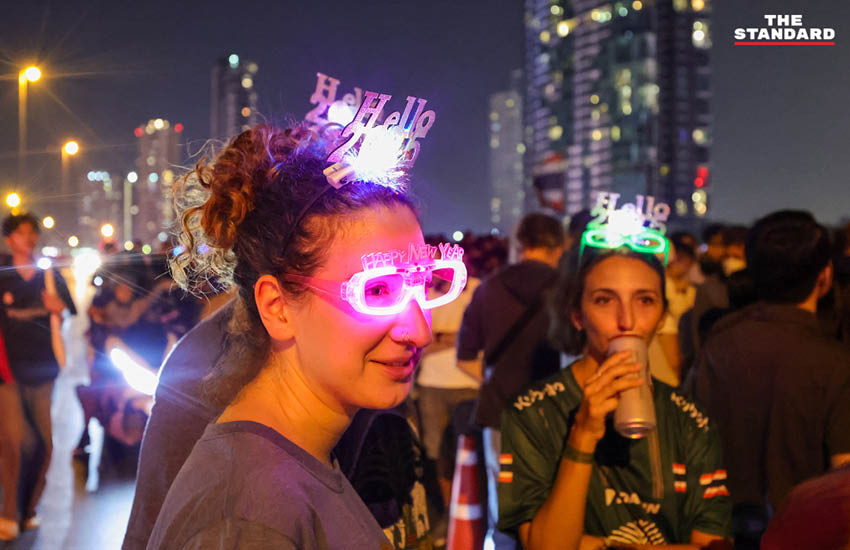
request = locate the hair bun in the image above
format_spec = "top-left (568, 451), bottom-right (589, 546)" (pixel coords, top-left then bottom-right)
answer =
top-left (199, 130), bottom-right (267, 250)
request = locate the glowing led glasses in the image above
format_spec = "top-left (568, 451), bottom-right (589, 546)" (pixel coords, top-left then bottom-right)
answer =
top-left (579, 192), bottom-right (671, 265)
top-left (283, 243), bottom-right (467, 316)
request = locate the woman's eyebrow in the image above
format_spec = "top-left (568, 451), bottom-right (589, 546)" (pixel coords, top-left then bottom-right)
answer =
top-left (634, 288), bottom-right (662, 296)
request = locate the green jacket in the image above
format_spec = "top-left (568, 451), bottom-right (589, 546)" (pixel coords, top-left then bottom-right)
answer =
top-left (498, 366), bottom-right (732, 545)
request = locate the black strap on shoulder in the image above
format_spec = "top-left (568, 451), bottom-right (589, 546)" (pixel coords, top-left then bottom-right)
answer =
top-left (484, 291), bottom-right (545, 367)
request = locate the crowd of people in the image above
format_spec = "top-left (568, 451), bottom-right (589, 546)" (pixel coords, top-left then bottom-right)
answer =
top-left (0, 120), bottom-right (848, 550)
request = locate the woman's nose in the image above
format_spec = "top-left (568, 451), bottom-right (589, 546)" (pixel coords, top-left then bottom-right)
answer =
top-left (390, 297), bottom-right (432, 348)
top-left (617, 302), bottom-right (635, 331)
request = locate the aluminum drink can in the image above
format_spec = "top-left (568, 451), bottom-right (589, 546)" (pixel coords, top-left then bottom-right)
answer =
top-left (608, 335), bottom-right (656, 439)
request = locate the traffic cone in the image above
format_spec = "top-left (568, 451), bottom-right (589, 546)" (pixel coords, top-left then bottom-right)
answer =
top-left (447, 434), bottom-right (484, 550)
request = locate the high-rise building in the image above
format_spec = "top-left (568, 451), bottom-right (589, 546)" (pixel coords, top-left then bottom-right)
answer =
top-left (78, 169), bottom-right (123, 247)
top-left (211, 54), bottom-right (259, 141)
top-left (131, 118), bottom-right (182, 247)
top-left (489, 70), bottom-right (526, 235)
top-left (523, 0), bottom-right (711, 220)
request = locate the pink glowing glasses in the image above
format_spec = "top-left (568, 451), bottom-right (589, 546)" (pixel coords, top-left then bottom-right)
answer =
top-left (283, 259), bottom-right (467, 316)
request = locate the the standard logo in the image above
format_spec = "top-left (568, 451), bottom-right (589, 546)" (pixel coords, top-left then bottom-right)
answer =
top-left (734, 14), bottom-right (835, 45)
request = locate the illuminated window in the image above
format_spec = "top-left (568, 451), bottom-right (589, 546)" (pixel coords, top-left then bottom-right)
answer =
top-left (592, 129), bottom-right (603, 141)
top-left (612, 126), bottom-right (621, 141)
top-left (622, 103), bottom-right (632, 115)
top-left (673, 0), bottom-right (687, 11)
top-left (659, 164), bottom-right (670, 176)
top-left (490, 138), bottom-right (500, 148)
top-left (618, 6), bottom-right (628, 16)
top-left (590, 94), bottom-right (600, 104)
top-left (241, 107), bottom-right (251, 117)
top-left (505, 98), bottom-right (515, 108)
top-left (228, 54), bottom-right (239, 68)
top-left (675, 199), bottom-right (688, 215)
top-left (516, 143), bottom-right (526, 154)
top-left (539, 30), bottom-right (551, 43)
top-left (557, 20), bottom-right (570, 37)
top-left (694, 202), bottom-right (708, 216)
top-left (241, 77), bottom-right (253, 88)
top-left (692, 0), bottom-right (705, 11)
top-left (692, 128), bottom-right (708, 144)
top-left (548, 125), bottom-right (564, 140)
top-left (490, 112), bottom-right (499, 121)
top-left (632, 0), bottom-right (643, 9)
top-left (550, 5), bottom-right (562, 15)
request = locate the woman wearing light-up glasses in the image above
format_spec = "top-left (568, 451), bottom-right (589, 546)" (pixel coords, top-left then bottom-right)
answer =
top-left (146, 120), bottom-right (465, 549)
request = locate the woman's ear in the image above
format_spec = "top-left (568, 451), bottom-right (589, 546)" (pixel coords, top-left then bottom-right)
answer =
top-left (254, 275), bottom-right (297, 341)
top-left (570, 308), bottom-right (584, 332)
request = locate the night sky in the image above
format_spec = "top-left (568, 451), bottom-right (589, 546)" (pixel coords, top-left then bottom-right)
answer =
top-left (1, 0), bottom-right (848, 236)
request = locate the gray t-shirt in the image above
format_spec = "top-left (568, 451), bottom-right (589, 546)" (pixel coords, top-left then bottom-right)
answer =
top-left (146, 421), bottom-right (391, 550)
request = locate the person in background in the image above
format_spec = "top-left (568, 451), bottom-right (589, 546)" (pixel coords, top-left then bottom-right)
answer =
top-left (456, 212), bottom-right (565, 550)
top-left (650, 235), bottom-right (698, 386)
top-left (499, 244), bottom-right (732, 550)
top-left (760, 465), bottom-right (850, 550)
top-left (688, 210), bottom-right (850, 549)
top-left (0, 327), bottom-right (24, 541)
top-left (0, 213), bottom-right (75, 537)
top-left (415, 236), bottom-right (481, 543)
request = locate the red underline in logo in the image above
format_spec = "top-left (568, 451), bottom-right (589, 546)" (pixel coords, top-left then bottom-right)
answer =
top-left (734, 41), bottom-right (835, 46)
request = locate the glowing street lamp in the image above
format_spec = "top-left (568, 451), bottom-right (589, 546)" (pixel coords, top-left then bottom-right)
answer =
top-left (63, 140), bottom-right (79, 156)
top-left (100, 223), bottom-right (115, 239)
top-left (21, 66), bottom-right (41, 83)
top-left (18, 65), bottom-right (42, 180)
top-left (68, 235), bottom-right (79, 248)
top-left (42, 216), bottom-right (55, 229)
top-left (61, 140), bottom-right (81, 195)
top-left (5, 193), bottom-right (21, 209)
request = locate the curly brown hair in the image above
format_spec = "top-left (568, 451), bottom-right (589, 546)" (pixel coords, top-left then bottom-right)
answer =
top-left (172, 124), bottom-right (418, 408)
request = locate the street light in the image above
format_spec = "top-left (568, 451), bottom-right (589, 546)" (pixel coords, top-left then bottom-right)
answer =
top-left (21, 66), bottom-right (41, 83)
top-left (100, 223), bottom-right (115, 239)
top-left (42, 216), bottom-right (55, 229)
top-left (63, 141), bottom-right (79, 156)
top-left (61, 139), bottom-right (81, 195)
top-left (5, 193), bottom-right (21, 209)
top-left (18, 65), bottom-right (42, 181)
top-left (68, 235), bottom-right (79, 248)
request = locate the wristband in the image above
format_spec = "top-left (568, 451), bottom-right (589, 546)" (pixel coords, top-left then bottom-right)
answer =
top-left (561, 444), bottom-right (594, 464)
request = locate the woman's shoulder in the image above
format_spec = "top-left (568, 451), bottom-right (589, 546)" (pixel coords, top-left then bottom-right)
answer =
top-left (503, 368), bottom-right (581, 425)
top-left (653, 380), bottom-right (712, 434)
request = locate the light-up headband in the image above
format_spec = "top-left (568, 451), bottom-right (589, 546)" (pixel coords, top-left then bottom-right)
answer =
top-left (579, 192), bottom-right (671, 264)
top-left (280, 74), bottom-right (436, 261)
top-left (306, 73), bottom-right (436, 190)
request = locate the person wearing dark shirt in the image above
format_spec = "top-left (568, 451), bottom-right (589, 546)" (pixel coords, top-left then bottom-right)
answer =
top-left (456, 212), bottom-right (564, 550)
top-left (0, 213), bottom-right (75, 538)
top-left (688, 210), bottom-right (850, 548)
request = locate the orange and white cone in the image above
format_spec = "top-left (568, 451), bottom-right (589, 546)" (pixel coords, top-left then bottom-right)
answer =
top-left (447, 434), bottom-right (484, 550)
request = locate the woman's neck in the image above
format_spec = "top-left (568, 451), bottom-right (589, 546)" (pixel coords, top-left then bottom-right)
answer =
top-left (571, 354), bottom-right (602, 387)
top-left (217, 356), bottom-right (352, 467)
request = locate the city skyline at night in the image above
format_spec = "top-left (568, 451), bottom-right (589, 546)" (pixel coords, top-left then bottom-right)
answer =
top-left (0, 0), bottom-right (847, 241)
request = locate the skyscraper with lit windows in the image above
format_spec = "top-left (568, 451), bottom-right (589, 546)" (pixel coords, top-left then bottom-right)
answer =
top-left (131, 119), bottom-right (182, 247)
top-left (489, 70), bottom-right (526, 235)
top-left (524, 0), bottom-right (711, 220)
top-left (211, 54), bottom-right (259, 141)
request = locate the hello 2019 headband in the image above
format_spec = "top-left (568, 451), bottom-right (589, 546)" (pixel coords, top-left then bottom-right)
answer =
top-left (579, 192), bottom-right (671, 265)
top-left (281, 73), bottom-right (437, 259)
